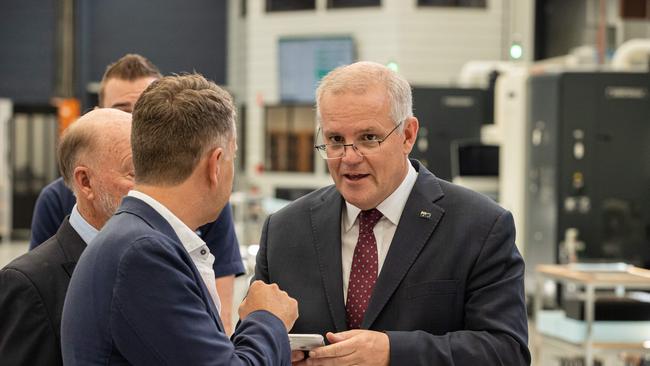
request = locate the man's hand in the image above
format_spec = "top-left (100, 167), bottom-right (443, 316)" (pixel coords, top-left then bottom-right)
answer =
top-left (238, 280), bottom-right (298, 331)
top-left (295, 330), bottom-right (389, 366)
top-left (291, 350), bottom-right (307, 364)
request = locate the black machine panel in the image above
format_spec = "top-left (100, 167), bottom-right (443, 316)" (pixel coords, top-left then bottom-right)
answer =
top-left (526, 72), bottom-right (650, 270)
top-left (455, 143), bottom-right (499, 177)
top-left (411, 87), bottom-right (487, 181)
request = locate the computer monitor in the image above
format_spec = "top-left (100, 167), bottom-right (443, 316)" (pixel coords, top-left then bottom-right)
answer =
top-left (450, 140), bottom-right (499, 200)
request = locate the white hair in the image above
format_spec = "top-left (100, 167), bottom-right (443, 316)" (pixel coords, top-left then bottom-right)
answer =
top-left (315, 61), bottom-right (412, 131)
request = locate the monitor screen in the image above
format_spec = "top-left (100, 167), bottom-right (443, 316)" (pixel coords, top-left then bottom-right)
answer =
top-left (453, 142), bottom-right (499, 177)
top-left (279, 37), bottom-right (355, 103)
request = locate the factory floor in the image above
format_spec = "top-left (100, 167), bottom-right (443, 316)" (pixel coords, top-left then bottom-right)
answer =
top-left (0, 239), bottom-right (28, 268)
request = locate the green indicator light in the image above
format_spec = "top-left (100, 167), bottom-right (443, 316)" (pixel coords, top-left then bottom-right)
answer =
top-left (510, 43), bottom-right (523, 60)
top-left (386, 61), bottom-right (399, 72)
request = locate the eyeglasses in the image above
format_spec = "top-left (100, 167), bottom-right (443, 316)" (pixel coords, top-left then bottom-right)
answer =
top-left (314, 121), bottom-right (403, 160)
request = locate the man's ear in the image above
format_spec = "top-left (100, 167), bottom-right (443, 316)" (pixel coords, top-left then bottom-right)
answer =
top-left (402, 116), bottom-right (419, 154)
top-left (73, 166), bottom-right (93, 201)
top-left (206, 147), bottom-right (224, 188)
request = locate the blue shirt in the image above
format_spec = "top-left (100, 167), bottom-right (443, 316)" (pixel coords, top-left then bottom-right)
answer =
top-left (68, 204), bottom-right (99, 245)
top-left (30, 177), bottom-right (244, 277)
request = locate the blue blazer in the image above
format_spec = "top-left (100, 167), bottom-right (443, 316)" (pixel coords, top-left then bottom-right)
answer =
top-left (255, 160), bottom-right (530, 365)
top-left (62, 197), bottom-right (290, 365)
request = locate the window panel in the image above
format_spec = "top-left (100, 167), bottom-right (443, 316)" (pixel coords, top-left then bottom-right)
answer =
top-left (265, 105), bottom-right (316, 172)
top-left (328, 0), bottom-right (381, 9)
top-left (418, 0), bottom-right (486, 8)
top-left (266, 0), bottom-right (316, 12)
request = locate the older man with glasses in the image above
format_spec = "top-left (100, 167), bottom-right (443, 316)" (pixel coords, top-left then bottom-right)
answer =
top-left (254, 61), bottom-right (530, 366)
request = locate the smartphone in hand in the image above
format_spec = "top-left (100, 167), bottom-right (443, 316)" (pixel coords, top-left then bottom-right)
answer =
top-left (288, 333), bottom-right (325, 351)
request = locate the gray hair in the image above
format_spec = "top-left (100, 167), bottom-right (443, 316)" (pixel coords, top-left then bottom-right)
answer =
top-left (315, 61), bottom-right (412, 129)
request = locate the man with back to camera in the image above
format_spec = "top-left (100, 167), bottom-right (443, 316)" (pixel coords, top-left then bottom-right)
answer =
top-left (254, 61), bottom-right (530, 365)
top-left (62, 74), bottom-right (298, 365)
top-left (0, 109), bottom-right (134, 365)
top-left (30, 53), bottom-right (243, 332)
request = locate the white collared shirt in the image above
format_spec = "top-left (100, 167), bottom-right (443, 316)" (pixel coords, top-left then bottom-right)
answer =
top-left (127, 190), bottom-right (221, 314)
top-left (68, 204), bottom-right (99, 245)
top-left (341, 159), bottom-right (418, 302)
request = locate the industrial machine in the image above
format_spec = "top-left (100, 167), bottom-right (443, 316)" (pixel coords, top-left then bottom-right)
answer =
top-left (525, 71), bottom-right (650, 274)
top-left (411, 87), bottom-right (488, 181)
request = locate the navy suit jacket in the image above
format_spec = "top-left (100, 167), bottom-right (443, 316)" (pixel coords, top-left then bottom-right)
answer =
top-left (254, 160), bottom-right (530, 365)
top-left (0, 218), bottom-right (84, 366)
top-left (62, 197), bottom-right (290, 365)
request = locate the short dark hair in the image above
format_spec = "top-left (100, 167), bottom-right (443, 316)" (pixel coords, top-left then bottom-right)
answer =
top-left (98, 54), bottom-right (162, 106)
top-left (131, 73), bottom-right (236, 185)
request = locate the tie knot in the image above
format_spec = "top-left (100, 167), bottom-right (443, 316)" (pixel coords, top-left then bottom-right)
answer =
top-left (360, 208), bottom-right (383, 229)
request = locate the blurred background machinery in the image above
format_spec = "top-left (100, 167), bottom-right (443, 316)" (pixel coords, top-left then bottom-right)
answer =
top-left (525, 71), bottom-right (650, 274)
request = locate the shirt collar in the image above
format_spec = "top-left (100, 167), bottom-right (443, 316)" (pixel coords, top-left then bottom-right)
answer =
top-left (68, 204), bottom-right (99, 245)
top-left (128, 190), bottom-right (206, 253)
top-left (343, 159), bottom-right (418, 232)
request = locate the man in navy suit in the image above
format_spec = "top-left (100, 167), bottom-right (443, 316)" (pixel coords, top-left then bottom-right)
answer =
top-left (0, 108), bottom-right (134, 365)
top-left (62, 74), bottom-right (298, 365)
top-left (254, 62), bottom-right (530, 365)
top-left (31, 54), bottom-right (243, 333)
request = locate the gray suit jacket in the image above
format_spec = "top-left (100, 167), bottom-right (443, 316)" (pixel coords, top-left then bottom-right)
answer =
top-left (255, 160), bottom-right (530, 365)
top-left (0, 218), bottom-right (85, 366)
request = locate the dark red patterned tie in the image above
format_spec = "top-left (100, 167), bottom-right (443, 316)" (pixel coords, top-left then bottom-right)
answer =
top-left (346, 208), bottom-right (383, 329)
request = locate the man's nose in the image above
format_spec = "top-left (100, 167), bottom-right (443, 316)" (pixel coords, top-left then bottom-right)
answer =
top-left (341, 144), bottom-right (364, 164)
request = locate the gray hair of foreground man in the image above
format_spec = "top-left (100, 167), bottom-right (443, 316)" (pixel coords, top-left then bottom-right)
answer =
top-left (58, 108), bottom-right (132, 195)
top-left (315, 61), bottom-right (413, 130)
top-left (131, 73), bottom-right (236, 185)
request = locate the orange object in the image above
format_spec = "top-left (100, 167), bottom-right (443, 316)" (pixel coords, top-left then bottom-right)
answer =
top-left (57, 98), bottom-right (81, 135)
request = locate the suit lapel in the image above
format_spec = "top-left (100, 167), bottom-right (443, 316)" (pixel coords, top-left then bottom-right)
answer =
top-left (363, 162), bottom-right (445, 329)
top-left (61, 262), bottom-right (77, 277)
top-left (310, 188), bottom-right (348, 332)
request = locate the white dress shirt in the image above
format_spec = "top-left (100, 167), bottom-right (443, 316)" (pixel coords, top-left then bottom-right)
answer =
top-left (127, 190), bottom-right (221, 314)
top-left (68, 204), bottom-right (99, 245)
top-left (341, 160), bottom-right (418, 302)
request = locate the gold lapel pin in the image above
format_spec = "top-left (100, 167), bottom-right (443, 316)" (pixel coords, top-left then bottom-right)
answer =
top-left (419, 211), bottom-right (432, 219)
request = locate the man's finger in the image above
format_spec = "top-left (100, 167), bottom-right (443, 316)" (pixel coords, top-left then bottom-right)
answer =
top-left (309, 339), bottom-right (354, 359)
top-left (291, 350), bottom-right (306, 362)
top-left (325, 330), bottom-right (357, 344)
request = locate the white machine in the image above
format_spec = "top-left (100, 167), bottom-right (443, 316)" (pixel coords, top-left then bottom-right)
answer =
top-left (492, 67), bottom-right (530, 257)
top-left (0, 99), bottom-right (12, 244)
